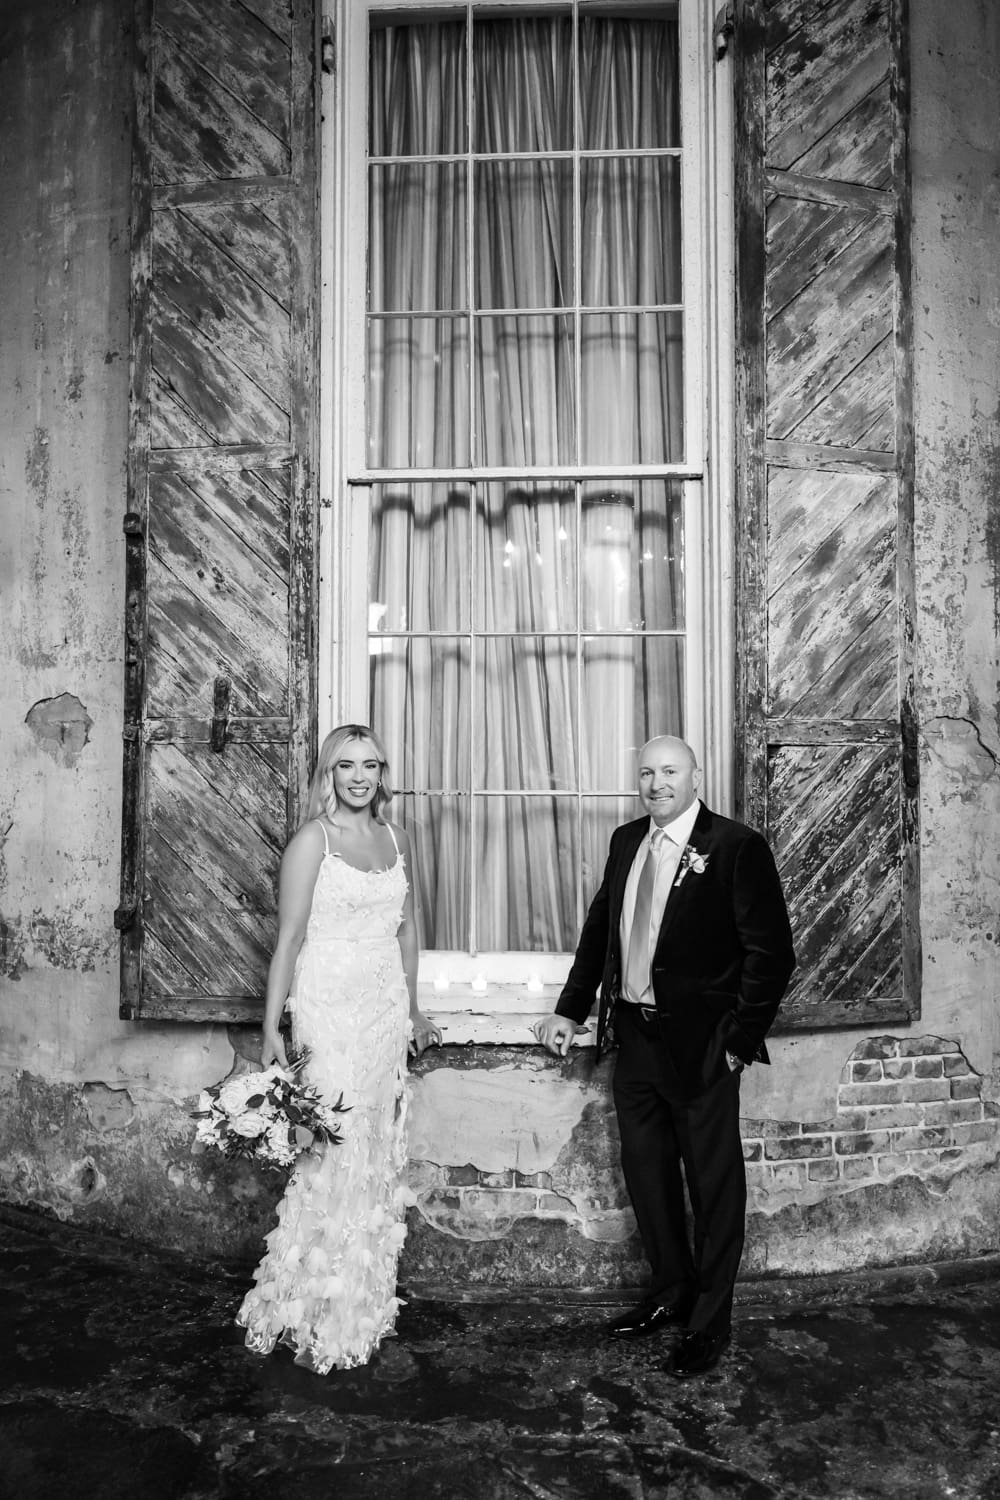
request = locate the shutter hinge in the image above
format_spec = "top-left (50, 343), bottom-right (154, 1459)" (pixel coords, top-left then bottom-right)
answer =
top-left (714, 2), bottom-right (735, 60)
top-left (123, 511), bottom-right (143, 537)
top-left (211, 676), bottom-right (232, 753)
top-left (114, 903), bottom-right (137, 931)
top-left (321, 15), bottom-right (335, 77)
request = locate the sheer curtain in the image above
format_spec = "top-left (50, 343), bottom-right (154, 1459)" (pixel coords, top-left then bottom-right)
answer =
top-left (367, 13), bottom-right (683, 952)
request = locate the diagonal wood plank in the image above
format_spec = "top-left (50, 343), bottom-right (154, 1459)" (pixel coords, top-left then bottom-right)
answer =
top-left (766, 0), bottom-right (890, 172)
top-left (152, 30), bottom-right (290, 184)
top-left (157, 0), bottom-right (291, 143)
top-left (788, 333), bottom-right (894, 448)
top-left (152, 302), bottom-right (290, 442)
top-left (791, 78), bottom-right (893, 189)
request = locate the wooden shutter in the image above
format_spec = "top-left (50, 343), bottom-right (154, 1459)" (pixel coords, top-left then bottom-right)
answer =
top-left (734, 0), bottom-right (918, 1028)
top-left (118, 0), bottom-right (318, 1021)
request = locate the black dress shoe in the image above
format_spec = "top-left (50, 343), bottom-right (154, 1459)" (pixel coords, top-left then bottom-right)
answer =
top-left (668, 1327), bottom-right (731, 1377)
top-left (608, 1299), bottom-right (689, 1339)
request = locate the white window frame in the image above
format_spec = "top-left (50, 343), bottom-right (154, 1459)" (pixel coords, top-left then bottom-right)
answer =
top-left (318, 0), bottom-right (735, 1037)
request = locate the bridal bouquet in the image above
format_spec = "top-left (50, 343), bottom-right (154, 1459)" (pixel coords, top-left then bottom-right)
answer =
top-left (192, 1052), bottom-right (347, 1169)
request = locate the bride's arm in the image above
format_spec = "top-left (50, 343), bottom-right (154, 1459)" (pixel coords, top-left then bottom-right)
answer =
top-left (261, 823), bottom-right (324, 1067)
top-left (394, 826), bottom-right (440, 1057)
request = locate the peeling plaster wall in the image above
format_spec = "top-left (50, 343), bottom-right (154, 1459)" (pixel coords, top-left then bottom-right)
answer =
top-left (1, 0), bottom-right (998, 1288)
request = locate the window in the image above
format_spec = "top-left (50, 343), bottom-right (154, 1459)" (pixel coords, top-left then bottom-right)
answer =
top-left (322, 0), bottom-right (734, 1015)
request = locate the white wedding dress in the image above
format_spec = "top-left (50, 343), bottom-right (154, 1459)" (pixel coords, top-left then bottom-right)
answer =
top-left (237, 821), bottom-right (414, 1372)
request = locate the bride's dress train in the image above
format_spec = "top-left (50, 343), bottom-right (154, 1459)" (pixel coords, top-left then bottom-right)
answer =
top-left (237, 825), bottom-right (413, 1372)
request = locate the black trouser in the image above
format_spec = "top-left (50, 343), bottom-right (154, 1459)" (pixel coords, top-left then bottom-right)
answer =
top-left (612, 1004), bottom-right (746, 1335)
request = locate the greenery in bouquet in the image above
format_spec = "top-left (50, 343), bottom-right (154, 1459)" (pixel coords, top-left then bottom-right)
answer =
top-left (192, 1050), bottom-right (348, 1168)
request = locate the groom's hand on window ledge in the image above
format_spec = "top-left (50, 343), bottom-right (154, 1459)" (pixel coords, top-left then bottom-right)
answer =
top-left (533, 1014), bottom-right (584, 1057)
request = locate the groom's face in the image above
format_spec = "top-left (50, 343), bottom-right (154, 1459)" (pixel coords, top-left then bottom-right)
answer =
top-left (637, 738), bottom-right (701, 826)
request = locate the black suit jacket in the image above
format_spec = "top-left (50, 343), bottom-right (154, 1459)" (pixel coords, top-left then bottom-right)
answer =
top-left (555, 802), bottom-right (795, 1096)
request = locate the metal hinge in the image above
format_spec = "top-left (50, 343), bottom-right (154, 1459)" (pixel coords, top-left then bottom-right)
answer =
top-left (714, 1), bottom-right (735, 60)
top-left (321, 15), bottom-right (335, 77)
top-left (211, 676), bottom-right (232, 753)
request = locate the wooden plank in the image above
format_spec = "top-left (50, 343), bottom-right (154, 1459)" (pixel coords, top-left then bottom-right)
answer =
top-left (766, 0), bottom-right (890, 172)
top-left (238, 0), bottom-right (292, 46)
top-left (766, 197), bottom-right (872, 319)
top-left (765, 439), bottom-right (895, 473)
top-left (156, 0), bottom-right (291, 143)
top-left (766, 169), bottom-right (891, 216)
top-left (767, 214), bottom-right (893, 439)
top-left (144, 825), bottom-right (274, 992)
top-left (155, 209), bottom-right (292, 395)
top-left (733, 0), bottom-right (769, 828)
top-left (149, 371), bottom-right (214, 447)
top-left (181, 202), bottom-right (294, 309)
top-left (784, 601), bottom-right (897, 721)
top-left (151, 300), bottom-right (290, 443)
top-left (768, 501), bottom-right (895, 716)
top-left (789, 334), bottom-right (894, 449)
top-left (149, 445), bottom-right (294, 471)
top-left (762, 718), bottom-right (898, 744)
top-left (154, 178), bottom-right (297, 210)
top-left (789, 78), bottom-right (893, 190)
top-left (767, 467), bottom-right (888, 595)
top-left (152, 29), bottom-right (291, 184)
top-left (145, 716), bottom-right (291, 742)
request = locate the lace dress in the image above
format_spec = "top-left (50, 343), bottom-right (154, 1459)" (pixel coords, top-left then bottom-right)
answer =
top-left (237, 821), bottom-right (414, 1372)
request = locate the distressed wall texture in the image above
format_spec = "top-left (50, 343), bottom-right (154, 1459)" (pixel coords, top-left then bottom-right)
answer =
top-left (1, 0), bottom-right (999, 1286)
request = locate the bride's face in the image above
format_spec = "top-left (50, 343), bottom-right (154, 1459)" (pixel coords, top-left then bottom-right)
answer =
top-left (331, 739), bottom-right (382, 812)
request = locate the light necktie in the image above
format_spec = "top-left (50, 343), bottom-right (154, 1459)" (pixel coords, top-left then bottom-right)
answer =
top-left (625, 828), bottom-right (664, 1004)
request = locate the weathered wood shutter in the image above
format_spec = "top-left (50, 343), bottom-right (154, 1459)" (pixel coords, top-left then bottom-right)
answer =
top-left (118, 0), bottom-right (318, 1021)
top-left (734, 0), bottom-right (918, 1028)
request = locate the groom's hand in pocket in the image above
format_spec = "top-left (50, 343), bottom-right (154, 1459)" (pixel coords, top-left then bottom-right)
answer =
top-left (533, 1014), bottom-right (580, 1057)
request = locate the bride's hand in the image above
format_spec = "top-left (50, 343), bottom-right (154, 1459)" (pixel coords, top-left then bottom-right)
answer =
top-left (409, 1011), bottom-right (442, 1058)
top-left (261, 1027), bottom-right (289, 1070)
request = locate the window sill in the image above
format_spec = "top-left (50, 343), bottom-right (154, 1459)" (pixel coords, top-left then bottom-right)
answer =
top-left (418, 979), bottom-right (592, 1048)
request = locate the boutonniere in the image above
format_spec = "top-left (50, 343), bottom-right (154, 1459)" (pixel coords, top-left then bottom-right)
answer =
top-left (675, 845), bottom-right (708, 885)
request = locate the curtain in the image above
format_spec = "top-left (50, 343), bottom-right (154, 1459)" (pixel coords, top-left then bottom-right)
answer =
top-left (367, 13), bottom-right (682, 951)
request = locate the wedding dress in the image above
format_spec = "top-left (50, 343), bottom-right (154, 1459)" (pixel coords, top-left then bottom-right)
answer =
top-left (237, 821), bottom-right (413, 1372)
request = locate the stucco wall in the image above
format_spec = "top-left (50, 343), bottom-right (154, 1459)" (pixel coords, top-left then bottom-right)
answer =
top-left (1, 0), bottom-right (998, 1286)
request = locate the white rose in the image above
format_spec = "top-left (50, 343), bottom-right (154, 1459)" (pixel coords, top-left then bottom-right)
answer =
top-left (232, 1110), bottom-right (268, 1138)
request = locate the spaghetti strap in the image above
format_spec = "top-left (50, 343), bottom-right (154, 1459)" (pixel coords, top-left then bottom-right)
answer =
top-left (316, 819), bottom-right (331, 857)
top-left (385, 823), bottom-right (401, 861)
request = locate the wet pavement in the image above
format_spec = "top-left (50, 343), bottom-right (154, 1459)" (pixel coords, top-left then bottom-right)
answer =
top-left (2, 1208), bottom-right (1000, 1499)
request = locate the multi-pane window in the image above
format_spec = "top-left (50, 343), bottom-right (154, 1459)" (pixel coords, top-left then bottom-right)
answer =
top-left (335, 1), bottom-right (717, 963)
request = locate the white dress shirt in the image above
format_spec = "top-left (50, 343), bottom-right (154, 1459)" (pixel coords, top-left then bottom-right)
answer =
top-left (619, 798), bottom-right (702, 1005)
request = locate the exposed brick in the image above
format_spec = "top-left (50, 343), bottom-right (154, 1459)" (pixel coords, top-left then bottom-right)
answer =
top-left (843, 1157), bottom-right (876, 1180)
top-left (742, 1141), bottom-right (763, 1162)
top-left (799, 1119), bottom-right (837, 1134)
top-left (851, 1061), bottom-right (883, 1082)
top-left (752, 1119), bottom-right (807, 1138)
top-left (944, 1054), bottom-right (973, 1078)
top-left (948, 1121), bottom-right (1000, 1148)
top-left (986, 1101), bottom-right (1000, 1119)
top-left (876, 1155), bottom-right (906, 1178)
top-left (840, 1083), bottom-right (903, 1107)
top-left (890, 1126), bottom-right (949, 1153)
top-left (922, 1100), bottom-right (981, 1127)
top-left (463, 1189), bottom-right (537, 1215)
top-left (535, 1192), bottom-right (575, 1214)
top-left (898, 1080), bottom-right (951, 1103)
top-left (882, 1059), bottom-right (915, 1080)
top-left (447, 1164), bottom-right (480, 1187)
top-left (913, 1057), bottom-right (944, 1079)
top-left (834, 1130), bottom-right (892, 1156)
top-left (851, 1037), bottom-right (899, 1060)
top-left (807, 1159), bottom-right (840, 1182)
top-left (899, 1037), bottom-right (953, 1058)
top-left (514, 1170), bottom-right (552, 1189)
top-left (857, 1104), bottom-right (924, 1128)
top-left (764, 1135), bottom-right (833, 1162)
top-left (951, 1078), bottom-right (983, 1103)
top-left (478, 1169), bottom-right (515, 1188)
top-left (832, 1108), bottom-right (870, 1130)
top-left (769, 1163), bottom-right (806, 1191)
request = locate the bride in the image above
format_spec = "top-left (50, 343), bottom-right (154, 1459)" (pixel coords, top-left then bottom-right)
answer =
top-left (237, 723), bottom-right (441, 1372)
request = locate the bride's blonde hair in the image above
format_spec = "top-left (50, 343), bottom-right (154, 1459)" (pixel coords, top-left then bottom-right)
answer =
top-left (304, 724), bottom-right (393, 825)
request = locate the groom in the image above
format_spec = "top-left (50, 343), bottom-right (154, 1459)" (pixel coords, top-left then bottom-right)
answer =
top-left (535, 736), bottom-right (794, 1377)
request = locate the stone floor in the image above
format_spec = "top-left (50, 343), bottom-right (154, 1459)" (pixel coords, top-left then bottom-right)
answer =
top-left (3, 1208), bottom-right (1000, 1499)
